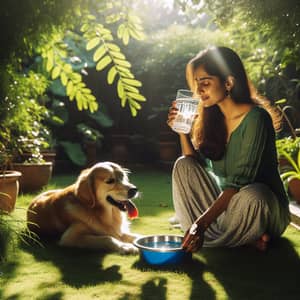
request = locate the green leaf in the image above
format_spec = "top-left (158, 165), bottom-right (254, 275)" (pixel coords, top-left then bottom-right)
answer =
top-left (60, 141), bottom-right (86, 166)
top-left (127, 92), bottom-right (146, 101)
top-left (129, 28), bottom-right (145, 41)
top-left (114, 59), bottom-right (131, 68)
top-left (107, 66), bottom-right (117, 84)
top-left (129, 99), bottom-right (142, 109)
top-left (117, 80), bottom-right (124, 98)
top-left (46, 57), bottom-right (53, 72)
top-left (82, 98), bottom-right (88, 110)
top-left (121, 96), bottom-right (127, 107)
top-left (129, 105), bottom-right (137, 117)
top-left (123, 85), bottom-right (139, 93)
top-left (86, 37), bottom-right (101, 51)
top-left (89, 101), bottom-right (98, 113)
top-left (106, 43), bottom-right (120, 52)
top-left (93, 45), bottom-right (106, 62)
top-left (63, 64), bottom-right (72, 73)
top-left (76, 91), bottom-right (83, 110)
top-left (69, 86), bottom-right (76, 100)
top-left (128, 14), bottom-right (142, 24)
top-left (96, 55), bottom-right (112, 71)
top-left (51, 66), bottom-right (61, 80)
top-left (117, 24), bottom-right (125, 39)
top-left (117, 66), bottom-right (133, 77)
top-left (110, 51), bottom-right (126, 60)
top-left (88, 110), bottom-right (113, 127)
top-left (80, 23), bottom-right (89, 33)
top-left (70, 73), bottom-right (82, 83)
top-left (60, 72), bottom-right (68, 86)
top-left (66, 81), bottom-right (74, 96)
top-left (82, 88), bottom-right (92, 94)
top-left (122, 29), bottom-right (130, 45)
top-left (122, 78), bottom-right (142, 87)
top-left (105, 13), bottom-right (121, 24)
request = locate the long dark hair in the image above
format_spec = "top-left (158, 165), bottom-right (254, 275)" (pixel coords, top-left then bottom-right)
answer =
top-left (186, 46), bottom-right (280, 160)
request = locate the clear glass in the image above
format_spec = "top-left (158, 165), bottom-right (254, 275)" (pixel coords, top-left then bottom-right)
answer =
top-left (171, 89), bottom-right (199, 134)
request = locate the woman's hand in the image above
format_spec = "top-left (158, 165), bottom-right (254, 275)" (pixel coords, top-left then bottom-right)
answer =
top-left (181, 221), bottom-right (206, 253)
top-left (166, 101), bottom-right (178, 130)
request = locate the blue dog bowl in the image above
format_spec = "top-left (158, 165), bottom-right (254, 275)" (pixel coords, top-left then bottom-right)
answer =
top-left (134, 235), bottom-right (190, 265)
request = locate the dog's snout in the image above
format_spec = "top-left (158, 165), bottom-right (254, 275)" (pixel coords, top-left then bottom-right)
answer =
top-left (128, 188), bottom-right (138, 199)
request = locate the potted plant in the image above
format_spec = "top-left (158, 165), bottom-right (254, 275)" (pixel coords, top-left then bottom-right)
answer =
top-left (12, 134), bottom-right (53, 193)
top-left (1, 69), bottom-right (54, 193)
top-left (0, 108), bottom-right (22, 212)
top-left (275, 99), bottom-right (300, 203)
top-left (276, 136), bottom-right (300, 204)
top-left (0, 147), bottom-right (22, 213)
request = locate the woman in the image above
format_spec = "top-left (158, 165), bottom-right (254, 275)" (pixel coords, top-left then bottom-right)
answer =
top-left (167, 46), bottom-right (290, 252)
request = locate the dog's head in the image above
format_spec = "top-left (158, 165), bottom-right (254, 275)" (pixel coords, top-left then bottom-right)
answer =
top-left (74, 161), bottom-right (139, 218)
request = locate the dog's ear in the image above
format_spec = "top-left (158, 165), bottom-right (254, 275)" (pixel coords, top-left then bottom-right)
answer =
top-left (74, 167), bottom-right (96, 208)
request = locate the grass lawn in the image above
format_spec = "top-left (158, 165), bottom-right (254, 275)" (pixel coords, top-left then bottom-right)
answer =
top-left (1, 165), bottom-right (300, 300)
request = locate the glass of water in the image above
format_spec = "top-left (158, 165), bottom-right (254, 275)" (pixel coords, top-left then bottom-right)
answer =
top-left (171, 89), bottom-right (199, 134)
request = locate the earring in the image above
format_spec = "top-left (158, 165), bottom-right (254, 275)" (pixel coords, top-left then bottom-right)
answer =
top-left (225, 89), bottom-right (231, 97)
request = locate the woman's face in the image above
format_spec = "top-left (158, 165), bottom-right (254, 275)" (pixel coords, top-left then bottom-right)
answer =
top-left (194, 65), bottom-right (227, 107)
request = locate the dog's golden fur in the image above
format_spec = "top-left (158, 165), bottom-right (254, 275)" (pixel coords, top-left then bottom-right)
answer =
top-left (27, 162), bottom-right (140, 254)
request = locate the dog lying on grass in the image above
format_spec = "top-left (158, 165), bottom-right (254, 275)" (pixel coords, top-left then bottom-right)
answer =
top-left (27, 161), bottom-right (140, 254)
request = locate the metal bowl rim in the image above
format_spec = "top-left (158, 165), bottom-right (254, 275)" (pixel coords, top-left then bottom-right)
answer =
top-left (134, 234), bottom-right (184, 252)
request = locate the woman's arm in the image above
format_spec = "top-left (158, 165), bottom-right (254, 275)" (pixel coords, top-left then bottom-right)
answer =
top-left (182, 188), bottom-right (238, 252)
top-left (179, 133), bottom-right (197, 156)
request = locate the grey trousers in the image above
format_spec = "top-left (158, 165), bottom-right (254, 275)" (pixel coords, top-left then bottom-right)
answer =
top-left (172, 156), bottom-right (290, 247)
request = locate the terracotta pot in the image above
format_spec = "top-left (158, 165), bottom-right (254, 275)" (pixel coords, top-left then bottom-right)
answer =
top-left (21, 151), bottom-right (56, 164)
top-left (278, 157), bottom-right (293, 174)
top-left (41, 151), bottom-right (56, 164)
top-left (0, 171), bottom-right (22, 212)
top-left (288, 177), bottom-right (300, 204)
top-left (12, 162), bottom-right (53, 193)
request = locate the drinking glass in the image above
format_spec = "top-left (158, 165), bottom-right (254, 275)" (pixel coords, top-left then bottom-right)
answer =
top-left (171, 89), bottom-right (199, 134)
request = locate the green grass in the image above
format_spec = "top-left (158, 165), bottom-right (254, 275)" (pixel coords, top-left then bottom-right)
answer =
top-left (1, 166), bottom-right (300, 300)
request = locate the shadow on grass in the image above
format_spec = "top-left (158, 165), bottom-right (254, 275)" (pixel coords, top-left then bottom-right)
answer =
top-left (200, 237), bottom-right (300, 300)
top-left (0, 261), bottom-right (19, 300)
top-left (131, 237), bottom-right (300, 300)
top-left (20, 239), bottom-right (122, 288)
top-left (133, 256), bottom-right (215, 300)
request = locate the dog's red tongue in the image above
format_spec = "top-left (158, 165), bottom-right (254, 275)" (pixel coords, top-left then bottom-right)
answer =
top-left (125, 200), bottom-right (138, 219)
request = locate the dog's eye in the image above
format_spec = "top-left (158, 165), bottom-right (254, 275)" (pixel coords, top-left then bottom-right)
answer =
top-left (106, 178), bottom-right (115, 184)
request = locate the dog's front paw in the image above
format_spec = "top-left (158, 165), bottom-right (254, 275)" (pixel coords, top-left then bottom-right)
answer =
top-left (119, 243), bottom-right (139, 255)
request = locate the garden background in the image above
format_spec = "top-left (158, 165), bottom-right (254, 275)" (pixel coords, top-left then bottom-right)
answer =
top-left (1, 1), bottom-right (300, 299)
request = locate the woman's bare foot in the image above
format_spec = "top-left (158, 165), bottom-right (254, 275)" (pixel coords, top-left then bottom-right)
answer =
top-left (252, 233), bottom-right (270, 251)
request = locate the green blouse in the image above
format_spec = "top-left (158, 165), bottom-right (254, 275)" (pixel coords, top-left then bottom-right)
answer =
top-left (208, 106), bottom-right (289, 207)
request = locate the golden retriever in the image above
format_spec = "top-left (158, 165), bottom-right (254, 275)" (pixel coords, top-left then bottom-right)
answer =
top-left (27, 162), bottom-right (140, 254)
